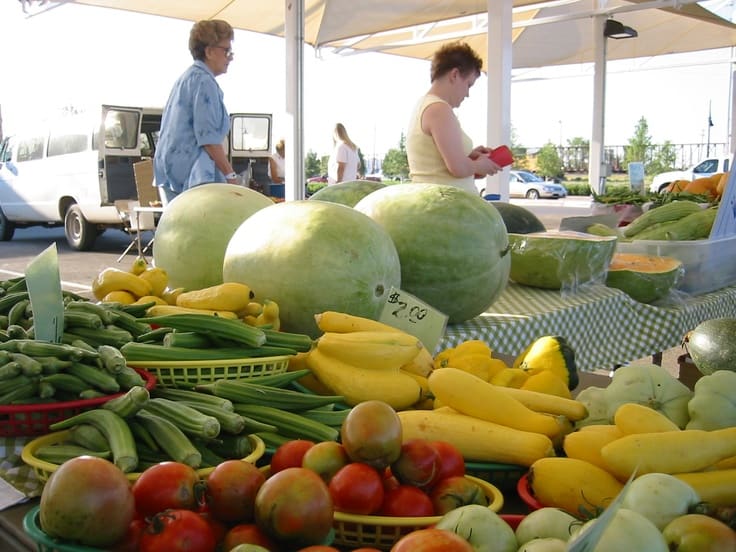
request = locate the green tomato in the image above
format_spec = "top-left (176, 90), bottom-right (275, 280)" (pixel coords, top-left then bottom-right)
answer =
top-left (435, 504), bottom-right (517, 552)
top-left (514, 507), bottom-right (580, 545)
top-left (567, 508), bottom-right (668, 552)
top-left (620, 473), bottom-right (701, 530)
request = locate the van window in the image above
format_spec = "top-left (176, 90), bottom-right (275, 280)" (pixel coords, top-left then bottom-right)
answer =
top-left (231, 115), bottom-right (270, 152)
top-left (17, 136), bottom-right (45, 162)
top-left (104, 110), bottom-right (139, 149)
top-left (694, 159), bottom-right (718, 173)
top-left (47, 132), bottom-right (88, 157)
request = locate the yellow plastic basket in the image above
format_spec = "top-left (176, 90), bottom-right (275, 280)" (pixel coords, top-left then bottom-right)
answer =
top-left (331, 475), bottom-right (504, 550)
top-left (127, 355), bottom-right (291, 388)
top-left (21, 430), bottom-right (265, 483)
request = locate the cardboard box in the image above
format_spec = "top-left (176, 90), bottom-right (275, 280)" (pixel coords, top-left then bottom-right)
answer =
top-left (617, 234), bottom-right (736, 296)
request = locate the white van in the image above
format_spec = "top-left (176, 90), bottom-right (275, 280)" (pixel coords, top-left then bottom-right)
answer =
top-left (0, 105), bottom-right (273, 250)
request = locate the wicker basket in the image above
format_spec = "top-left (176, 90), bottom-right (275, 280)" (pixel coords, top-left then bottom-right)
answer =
top-left (128, 355), bottom-right (291, 388)
top-left (0, 368), bottom-right (156, 438)
top-left (332, 475), bottom-right (504, 550)
top-left (21, 430), bottom-right (265, 483)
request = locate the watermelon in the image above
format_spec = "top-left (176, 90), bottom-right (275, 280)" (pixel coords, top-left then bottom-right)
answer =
top-left (153, 184), bottom-right (273, 291)
top-left (489, 201), bottom-right (546, 234)
top-left (685, 318), bottom-right (736, 375)
top-left (354, 184), bottom-right (510, 324)
top-left (605, 253), bottom-right (683, 304)
top-left (508, 231), bottom-right (617, 290)
top-left (222, 200), bottom-right (401, 338)
top-left (308, 180), bottom-right (387, 207)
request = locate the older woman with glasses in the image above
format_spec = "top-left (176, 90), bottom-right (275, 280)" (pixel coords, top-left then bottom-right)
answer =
top-left (154, 19), bottom-right (239, 204)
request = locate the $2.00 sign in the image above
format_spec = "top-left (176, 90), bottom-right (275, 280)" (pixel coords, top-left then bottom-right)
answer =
top-left (378, 286), bottom-right (448, 352)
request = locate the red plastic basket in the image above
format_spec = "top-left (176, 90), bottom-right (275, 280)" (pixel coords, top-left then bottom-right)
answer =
top-left (0, 368), bottom-right (156, 437)
top-left (517, 473), bottom-right (545, 511)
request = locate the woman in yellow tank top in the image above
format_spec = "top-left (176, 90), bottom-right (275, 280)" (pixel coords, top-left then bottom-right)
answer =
top-left (406, 42), bottom-right (501, 195)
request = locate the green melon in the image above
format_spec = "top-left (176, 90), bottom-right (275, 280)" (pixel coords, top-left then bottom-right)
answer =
top-left (605, 253), bottom-right (683, 304)
top-left (153, 184), bottom-right (274, 291)
top-left (685, 318), bottom-right (736, 375)
top-left (489, 201), bottom-right (546, 234)
top-left (222, 200), bottom-right (401, 338)
top-left (354, 184), bottom-right (510, 324)
top-left (508, 231), bottom-right (617, 290)
top-left (308, 180), bottom-right (387, 207)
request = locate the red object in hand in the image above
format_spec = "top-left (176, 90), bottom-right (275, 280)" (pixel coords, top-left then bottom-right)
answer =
top-left (489, 145), bottom-right (513, 167)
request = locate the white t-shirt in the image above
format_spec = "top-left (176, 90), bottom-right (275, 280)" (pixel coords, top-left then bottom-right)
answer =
top-left (269, 152), bottom-right (285, 181)
top-left (328, 141), bottom-right (359, 185)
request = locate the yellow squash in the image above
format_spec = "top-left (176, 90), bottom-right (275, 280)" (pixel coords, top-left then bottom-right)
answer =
top-left (92, 268), bottom-right (152, 300)
top-left (137, 267), bottom-right (168, 297)
top-left (498, 386), bottom-right (588, 421)
top-left (513, 335), bottom-right (579, 390)
top-left (613, 402), bottom-right (680, 434)
top-left (563, 429), bottom-right (622, 471)
top-left (428, 368), bottom-right (562, 438)
top-left (176, 282), bottom-right (254, 312)
top-left (674, 469), bottom-right (736, 507)
top-left (398, 408), bottom-right (555, 466)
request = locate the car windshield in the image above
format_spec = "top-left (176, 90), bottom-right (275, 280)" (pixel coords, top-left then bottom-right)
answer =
top-left (518, 172), bottom-right (545, 183)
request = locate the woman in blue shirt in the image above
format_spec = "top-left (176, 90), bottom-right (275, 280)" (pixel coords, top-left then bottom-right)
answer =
top-left (154, 19), bottom-right (239, 204)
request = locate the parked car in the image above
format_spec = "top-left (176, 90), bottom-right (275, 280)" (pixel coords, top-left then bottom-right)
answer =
top-left (307, 174), bottom-right (328, 183)
top-left (508, 170), bottom-right (568, 199)
top-left (649, 156), bottom-right (731, 193)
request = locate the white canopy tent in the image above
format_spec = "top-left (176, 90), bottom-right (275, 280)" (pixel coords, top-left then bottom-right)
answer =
top-left (60, 0), bottom-right (736, 197)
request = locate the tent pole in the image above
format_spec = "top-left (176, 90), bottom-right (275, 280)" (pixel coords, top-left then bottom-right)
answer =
top-left (589, 14), bottom-right (607, 196)
top-left (486, 0), bottom-right (513, 200)
top-left (285, 0), bottom-right (305, 200)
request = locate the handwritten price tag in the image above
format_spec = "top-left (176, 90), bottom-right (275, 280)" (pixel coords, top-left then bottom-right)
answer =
top-left (378, 287), bottom-right (448, 351)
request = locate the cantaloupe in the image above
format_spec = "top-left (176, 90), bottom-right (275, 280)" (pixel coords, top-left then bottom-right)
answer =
top-left (605, 253), bottom-right (683, 303)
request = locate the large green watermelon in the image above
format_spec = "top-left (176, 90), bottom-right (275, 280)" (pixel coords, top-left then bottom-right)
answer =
top-left (153, 184), bottom-right (273, 291)
top-left (308, 180), bottom-right (386, 207)
top-left (222, 200), bottom-right (401, 338)
top-left (354, 184), bottom-right (510, 324)
top-left (489, 201), bottom-right (546, 234)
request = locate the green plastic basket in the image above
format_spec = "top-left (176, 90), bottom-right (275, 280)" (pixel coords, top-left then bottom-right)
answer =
top-left (23, 506), bottom-right (104, 552)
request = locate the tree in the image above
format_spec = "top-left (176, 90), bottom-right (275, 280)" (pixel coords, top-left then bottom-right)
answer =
top-left (624, 116), bottom-right (653, 169)
top-left (647, 140), bottom-right (677, 175)
top-left (304, 150), bottom-right (321, 177)
top-left (536, 142), bottom-right (564, 179)
top-left (382, 133), bottom-right (409, 178)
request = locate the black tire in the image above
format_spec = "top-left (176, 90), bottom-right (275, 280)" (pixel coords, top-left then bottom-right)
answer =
top-left (64, 204), bottom-right (96, 251)
top-left (526, 189), bottom-right (540, 200)
top-left (0, 205), bottom-right (15, 241)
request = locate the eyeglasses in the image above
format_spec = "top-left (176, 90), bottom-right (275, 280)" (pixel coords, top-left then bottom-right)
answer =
top-left (211, 45), bottom-right (234, 57)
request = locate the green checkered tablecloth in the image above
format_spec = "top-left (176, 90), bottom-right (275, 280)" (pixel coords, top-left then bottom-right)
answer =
top-left (0, 436), bottom-right (42, 502)
top-left (439, 283), bottom-right (736, 372)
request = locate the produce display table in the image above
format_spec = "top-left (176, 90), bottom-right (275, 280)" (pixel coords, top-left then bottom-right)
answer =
top-left (439, 282), bottom-right (736, 372)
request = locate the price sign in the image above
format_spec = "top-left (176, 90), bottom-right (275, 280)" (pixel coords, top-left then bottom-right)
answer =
top-left (378, 286), bottom-right (448, 351)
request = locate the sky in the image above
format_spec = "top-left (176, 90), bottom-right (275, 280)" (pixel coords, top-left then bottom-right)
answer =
top-left (0, 1), bottom-right (734, 162)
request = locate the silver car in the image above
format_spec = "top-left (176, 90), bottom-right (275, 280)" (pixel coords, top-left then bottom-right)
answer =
top-left (509, 170), bottom-right (568, 199)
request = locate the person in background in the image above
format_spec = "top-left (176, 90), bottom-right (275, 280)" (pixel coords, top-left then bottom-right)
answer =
top-left (154, 19), bottom-right (239, 205)
top-left (327, 123), bottom-right (360, 185)
top-left (269, 138), bottom-right (286, 185)
top-left (406, 41), bottom-right (501, 194)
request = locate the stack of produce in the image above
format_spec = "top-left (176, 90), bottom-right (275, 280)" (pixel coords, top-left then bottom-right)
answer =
top-left (620, 200), bottom-right (719, 241)
top-left (666, 171), bottom-right (728, 200)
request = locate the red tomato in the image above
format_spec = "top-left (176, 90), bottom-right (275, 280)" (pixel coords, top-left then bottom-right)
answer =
top-left (430, 440), bottom-right (466, 483)
top-left (382, 468), bottom-right (401, 493)
top-left (328, 462), bottom-right (384, 515)
top-left (430, 475), bottom-right (487, 515)
top-left (222, 523), bottom-right (279, 551)
top-left (391, 528), bottom-right (474, 551)
top-left (379, 485), bottom-right (434, 517)
top-left (390, 439), bottom-right (441, 490)
top-left (132, 462), bottom-right (202, 518)
top-left (205, 459), bottom-right (266, 523)
top-left (271, 439), bottom-right (315, 474)
top-left (139, 509), bottom-right (216, 552)
top-left (198, 512), bottom-right (227, 548)
top-left (110, 518), bottom-right (145, 552)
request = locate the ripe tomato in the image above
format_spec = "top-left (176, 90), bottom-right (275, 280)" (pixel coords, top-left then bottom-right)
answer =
top-left (139, 509), bottom-right (216, 552)
top-left (132, 462), bottom-right (202, 518)
top-left (222, 523), bottom-right (278, 551)
top-left (379, 485), bottom-right (434, 517)
top-left (329, 462), bottom-right (384, 515)
top-left (205, 459), bottom-right (265, 523)
top-left (430, 476), bottom-right (487, 515)
top-left (391, 528), bottom-right (474, 551)
top-left (110, 518), bottom-right (145, 552)
top-left (271, 439), bottom-right (315, 473)
top-left (430, 440), bottom-right (466, 483)
top-left (390, 439), bottom-right (441, 490)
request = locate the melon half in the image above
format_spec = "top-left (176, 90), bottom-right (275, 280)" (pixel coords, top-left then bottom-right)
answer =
top-left (605, 253), bottom-right (683, 303)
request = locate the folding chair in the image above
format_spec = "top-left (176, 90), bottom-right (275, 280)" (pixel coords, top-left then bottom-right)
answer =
top-left (115, 200), bottom-right (157, 263)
